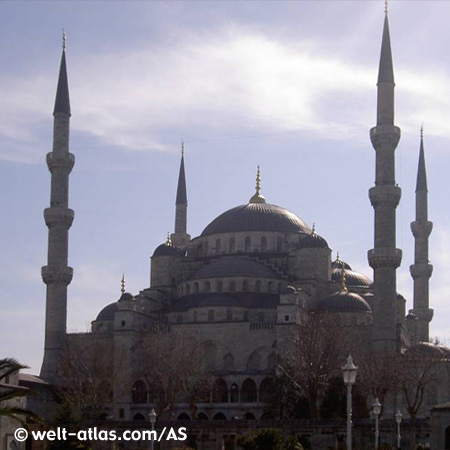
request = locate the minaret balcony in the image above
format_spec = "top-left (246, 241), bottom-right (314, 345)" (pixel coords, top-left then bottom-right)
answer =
top-left (369, 185), bottom-right (401, 208)
top-left (368, 248), bottom-right (402, 269)
top-left (370, 125), bottom-right (401, 151)
top-left (409, 263), bottom-right (433, 280)
top-left (44, 207), bottom-right (74, 228)
top-left (46, 152), bottom-right (75, 173)
top-left (41, 266), bottom-right (73, 285)
top-left (411, 220), bottom-right (433, 238)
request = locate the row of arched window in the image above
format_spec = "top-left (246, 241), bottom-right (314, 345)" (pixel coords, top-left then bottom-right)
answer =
top-left (180, 279), bottom-right (284, 296)
top-left (132, 411), bottom-right (274, 421)
top-left (131, 377), bottom-right (274, 405)
top-left (195, 236), bottom-right (285, 257)
top-left (175, 309), bottom-right (271, 324)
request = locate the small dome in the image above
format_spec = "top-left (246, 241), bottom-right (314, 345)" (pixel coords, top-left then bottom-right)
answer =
top-left (331, 255), bottom-right (352, 270)
top-left (331, 268), bottom-right (372, 287)
top-left (96, 302), bottom-right (118, 321)
top-left (298, 232), bottom-right (329, 249)
top-left (201, 203), bottom-right (310, 236)
top-left (317, 291), bottom-right (372, 313)
top-left (118, 292), bottom-right (134, 302)
top-left (152, 235), bottom-right (182, 257)
top-left (190, 257), bottom-right (278, 280)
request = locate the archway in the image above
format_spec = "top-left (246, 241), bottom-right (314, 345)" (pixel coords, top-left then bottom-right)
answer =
top-left (213, 412), bottom-right (227, 420)
top-left (131, 380), bottom-right (147, 404)
top-left (213, 378), bottom-right (228, 403)
top-left (241, 378), bottom-right (257, 403)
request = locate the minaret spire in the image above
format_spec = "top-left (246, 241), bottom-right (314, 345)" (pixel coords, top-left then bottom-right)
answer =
top-left (409, 127), bottom-right (433, 342)
top-left (249, 166), bottom-right (266, 204)
top-left (368, 7), bottom-right (402, 351)
top-left (41, 39), bottom-right (75, 382)
top-left (171, 141), bottom-right (190, 246)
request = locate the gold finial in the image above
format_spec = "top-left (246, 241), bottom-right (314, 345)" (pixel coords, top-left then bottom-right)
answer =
top-left (384, 0), bottom-right (388, 14)
top-left (336, 251), bottom-right (340, 261)
top-left (181, 140), bottom-right (185, 156)
top-left (62, 29), bottom-right (67, 50)
top-left (166, 232), bottom-right (173, 245)
top-left (249, 166), bottom-right (266, 204)
top-left (311, 223), bottom-right (316, 235)
top-left (340, 269), bottom-right (348, 294)
top-left (121, 274), bottom-right (125, 295)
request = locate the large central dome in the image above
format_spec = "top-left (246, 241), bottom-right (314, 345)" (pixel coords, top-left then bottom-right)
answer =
top-left (201, 202), bottom-right (311, 236)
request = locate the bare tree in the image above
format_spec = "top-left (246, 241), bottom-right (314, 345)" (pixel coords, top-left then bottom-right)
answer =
top-left (132, 327), bottom-right (210, 418)
top-left (280, 313), bottom-right (348, 418)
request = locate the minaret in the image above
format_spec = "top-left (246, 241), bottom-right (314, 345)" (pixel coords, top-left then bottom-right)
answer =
top-left (171, 141), bottom-right (190, 246)
top-left (409, 127), bottom-right (433, 342)
top-left (368, 7), bottom-right (402, 351)
top-left (40, 33), bottom-right (75, 382)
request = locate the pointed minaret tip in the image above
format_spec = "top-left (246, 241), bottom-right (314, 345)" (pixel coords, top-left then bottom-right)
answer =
top-left (53, 30), bottom-right (71, 116)
top-left (378, 6), bottom-right (394, 85)
top-left (175, 142), bottom-right (188, 206)
top-left (121, 274), bottom-right (125, 295)
top-left (249, 166), bottom-right (266, 204)
top-left (416, 125), bottom-right (428, 192)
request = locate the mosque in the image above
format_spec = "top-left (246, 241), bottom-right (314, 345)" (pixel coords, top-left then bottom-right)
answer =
top-left (33, 6), bottom-right (449, 447)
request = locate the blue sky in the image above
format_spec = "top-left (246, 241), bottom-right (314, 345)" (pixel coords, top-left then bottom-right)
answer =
top-left (1, 1), bottom-right (450, 374)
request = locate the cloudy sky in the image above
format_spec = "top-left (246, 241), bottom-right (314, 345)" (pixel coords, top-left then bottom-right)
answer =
top-left (1, 1), bottom-right (450, 374)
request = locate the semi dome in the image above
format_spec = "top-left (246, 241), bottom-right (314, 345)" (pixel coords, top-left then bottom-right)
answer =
top-left (152, 234), bottom-right (182, 257)
top-left (317, 291), bottom-right (372, 313)
top-left (201, 203), bottom-right (310, 236)
top-left (190, 257), bottom-right (278, 280)
top-left (298, 232), bottom-right (329, 249)
top-left (331, 268), bottom-right (372, 287)
top-left (331, 255), bottom-right (352, 270)
top-left (96, 302), bottom-right (118, 321)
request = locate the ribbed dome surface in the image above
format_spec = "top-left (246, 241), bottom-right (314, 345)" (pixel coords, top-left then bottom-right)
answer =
top-left (317, 291), bottom-right (372, 313)
top-left (190, 257), bottom-right (278, 280)
top-left (331, 258), bottom-right (352, 270)
top-left (201, 203), bottom-right (310, 236)
top-left (331, 268), bottom-right (372, 287)
top-left (298, 233), bottom-right (329, 249)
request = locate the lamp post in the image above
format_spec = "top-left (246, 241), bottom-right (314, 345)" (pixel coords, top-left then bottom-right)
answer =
top-left (372, 398), bottom-right (382, 449)
top-left (342, 355), bottom-right (358, 450)
top-left (395, 410), bottom-right (402, 449)
top-left (149, 408), bottom-right (157, 450)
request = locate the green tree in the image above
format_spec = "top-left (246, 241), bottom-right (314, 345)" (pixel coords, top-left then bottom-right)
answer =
top-left (237, 428), bottom-right (304, 450)
top-left (0, 358), bottom-right (42, 427)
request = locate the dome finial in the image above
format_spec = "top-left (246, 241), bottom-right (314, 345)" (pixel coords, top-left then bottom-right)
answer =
top-left (166, 232), bottom-right (173, 245)
top-left (181, 139), bottom-right (185, 156)
top-left (62, 29), bottom-right (67, 50)
top-left (311, 223), bottom-right (316, 235)
top-left (249, 166), bottom-right (266, 204)
top-left (420, 123), bottom-right (424, 139)
top-left (121, 274), bottom-right (125, 294)
top-left (340, 269), bottom-right (348, 294)
top-left (336, 251), bottom-right (340, 261)
top-left (384, 0), bottom-right (388, 15)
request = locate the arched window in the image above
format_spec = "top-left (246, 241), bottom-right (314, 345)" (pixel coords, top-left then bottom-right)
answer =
top-left (204, 281), bottom-right (211, 293)
top-left (255, 280), bottom-right (261, 292)
top-left (186, 284), bottom-right (190, 295)
top-left (243, 280), bottom-right (249, 292)
top-left (244, 236), bottom-right (251, 252)
top-left (213, 379), bottom-right (228, 403)
top-left (213, 412), bottom-right (227, 420)
top-left (193, 311), bottom-right (197, 322)
top-left (197, 243), bottom-right (203, 257)
top-left (261, 236), bottom-right (267, 252)
top-left (229, 237), bottom-right (235, 253)
top-left (215, 239), bottom-right (221, 254)
top-left (194, 282), bottom-right (199, 293)
top-left (224, 353), bottom-right (234, 370)
top-left (177, 314), bottom-right (183, 324)
top-left (131, 380), bottom-right (147, 404)
top-left (260, 378), bottom-right (275, 403)
top-left (226, 309), bottom-right (232, 321)
top-left (216, 280), bottom-right (223, 292)
top-left (241, 378), bottom-right (257, 403)
top-left (133, 413), bottom-right (145, 421)
top-left (277, 237), bottom-right (283, 252)
top-left (208, 310), bottom-right (215, 322)
top-left (268, 281), bottom-right (273, 293)
top-left (278, 282), bottom-right (283, 293)
top-left (204, 240), bottom-right (209, 255)
top-left (177, 413), bottom-right (191, 421)
top-left (229, 281), bottom-right (236, 292)
top-left (244, 412), bottom-right (256, 420)
top-left (258, 311), bottom-right (265, 322)
top-left (230, 383), bottom-right (239, 403)
top-left (197, 412), bottom-right (208, 420)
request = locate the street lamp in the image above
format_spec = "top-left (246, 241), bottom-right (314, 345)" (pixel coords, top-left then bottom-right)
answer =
top-left (149, 408), bottom-right (157, 450)
top-left (342, 355), bottom-right (358, 450)
top-left (372, 398), bottom-right (382, 449)
top-left (395, 410), bottom-right (402, 449)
